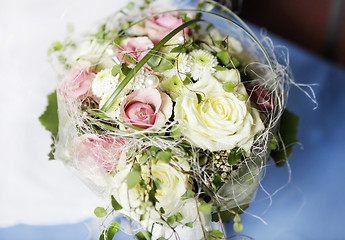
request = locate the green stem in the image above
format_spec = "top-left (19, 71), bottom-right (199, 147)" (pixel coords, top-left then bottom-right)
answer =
top-left (101, 19), bottom-right (202, 112)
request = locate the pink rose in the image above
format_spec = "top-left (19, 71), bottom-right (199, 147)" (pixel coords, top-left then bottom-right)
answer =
top-left (75, 134), bottom-right (125, 173)
top-left (245, 82), bottom-right (275, 114)
top-left (61, 65), bottom-right (96, 100)
top-left (133, 12), bottom-right (189, 44)
top-left (120, 88), bottom-right (172, 130)
top-left (119, 37), bottom-right (154, 64)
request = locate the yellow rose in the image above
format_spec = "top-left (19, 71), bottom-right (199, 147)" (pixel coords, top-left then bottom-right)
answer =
top-left (174, 69), bottom-right (264, 153)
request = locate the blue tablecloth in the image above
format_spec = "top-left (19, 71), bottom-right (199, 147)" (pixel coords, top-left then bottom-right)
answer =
top-left (2, 24), bottom-right (344, 240)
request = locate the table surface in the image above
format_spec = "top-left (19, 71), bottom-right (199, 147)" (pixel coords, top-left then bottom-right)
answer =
top-left (1, 0), bottom-right (345, 240)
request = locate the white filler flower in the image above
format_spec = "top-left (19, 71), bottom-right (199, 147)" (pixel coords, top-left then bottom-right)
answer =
top-left (174, 69), bottom-right (264, 153)
top-left (92, 68), bottom-right (119, 98)
top-left (189, 49), bottom-right (218, 80)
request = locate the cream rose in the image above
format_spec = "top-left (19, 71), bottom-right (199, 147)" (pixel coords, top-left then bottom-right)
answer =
top-left (112, 158), bottom-right (190, 228)
top-left (174, 69), bottom-right (264, 153)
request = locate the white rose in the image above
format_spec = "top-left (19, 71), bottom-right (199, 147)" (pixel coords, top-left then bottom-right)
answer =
top-left (174, 70), bottom-right (264, 153)
top-left (69, 40), bottom-right (115, 69)
top-left (112, 158), bottom-right (191, 228)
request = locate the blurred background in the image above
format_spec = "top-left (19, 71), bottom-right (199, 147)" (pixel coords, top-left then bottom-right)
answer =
top-left (219, 0), bottom-right (345, 68)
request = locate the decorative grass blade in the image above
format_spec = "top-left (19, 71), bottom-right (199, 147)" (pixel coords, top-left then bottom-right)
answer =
top-left (101, 19), bottom-right (202, 112)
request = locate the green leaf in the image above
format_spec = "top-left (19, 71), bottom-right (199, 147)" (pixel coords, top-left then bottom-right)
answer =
top-left (48, 41), bottom-right (63, 54)
top-left (126, 170), bottom-right (141, 189)
top-left (228, 149), bottom-right (242, 165)
top-left (233, 214), bottom-right (241, 223)
top-left (159, 207), bottom-right (165, 214)
top-left (196, 93), bottom-right (203, 104)
top-left (213, 66), bottom-right (227, 71)
top-left (152, 58), bottom-right (174, 72)
top-left (181, 189), bottom-right (195, 200)
top-left (233, 222), bottom-right (243, 233)
top-left (199, 203), bottom-right (213, 215)
top-left (157, 238), bottom-right (167, 240)
top-left (111, 64), bottom-right (121, 76)
top-left (175, 212), bottom-right (183, 222)
top-left (135, 231), bottom-right (152, 240)
top-left (223, 82), bottom-right (236, 93)
top-left (94, 207), bottom-right (107, 218)
top-left (170, 126), bottom-right (182, 139)
top-left (147, 53), bottom-right (162, 67)
top-left (111, 195), bottom-right (122, 210)
top-left (170, 45), bottom-right (184, 53)
top-left (167, 215), bottom-right (175, 226)
top-left (217, 51), bottom-right (230, 65)
top-left (156, 150), bottom-right (172, 163)
top-left (271, 110), bottom-right (299, 167)
top-left (107, 222), bottom-right (120, 240)
top-left (126, 1), bottom-right (135, 10)
top-left (185, 222), bottom-right (193, 228)
top-left (230, 57), bottom-right (240, 68)
top-left (208, 230), bottom-right (224, 238)
top-left (211, 204), bottom-right (248, 223)
top-left (101, 19), bottom-right (202, 112)
top-left (121, 63), bottom-right (131, 75)
top-left (39, 91), bottom-right (59, 138)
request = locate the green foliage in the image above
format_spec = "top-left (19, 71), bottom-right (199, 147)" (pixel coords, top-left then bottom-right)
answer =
top-left (111, 64), bottom-right (121, 76)
top-left (223, 81), bottom-right (235, 93)
top-left (196, 93), bottom-right (203, 104)
top-left (48, 41), bottom-right (63, 54)
top-left (126, 170), bottom-right (141, 189)
top-left (227, 149), bottom-right (243, 165)
top-left (126, 1), bottom-right (135, 10)
top-left (39, 91), bottom-right (59, 160)
top-left (167, 215), bottom-right (175, 225)
top-left (198, 203), bottom-right (213, 215)
top-left (185, 222), bottom-right (193, 228)
top-left (151, 58), bottom-right (174, 72)
top-left (271, 110), bottom-right (299, 167)
top-left (211, 204), bottom-right (248, 223)
top-left (213, 66), bottom-right (227, 71)
top-left (111, 195), bottom-right (122, 210)
top-left (207, 230), bottom-right (224, 240)
top-left (233, 222), bottom-right (243, 233)
top-left (94, 207), bottom-right (107, 218)
top-left (135, 231), bottom-right (152, 240)
top-left (156, 149), bottom-right (172, 163)
top-left (107, 222), bottom-right (120, 240)
top-left (175, 212), bottom-right (183, 222)
top-left (217, 51), bottom-right (230, 65)
top-left (181, 189), bottom-right (195, 200)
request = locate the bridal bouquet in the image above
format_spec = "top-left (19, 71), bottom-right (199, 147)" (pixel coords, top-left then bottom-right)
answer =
top-left (40, 0), bottom-right (299, 239)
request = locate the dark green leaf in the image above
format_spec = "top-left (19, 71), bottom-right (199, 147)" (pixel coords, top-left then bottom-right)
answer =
top-left (39, 91), bottom-right (59, 138)
top-left (196, 93), bottom-right (203, 104)
top-left (111, 195), bottom-right (122, 210)
top-left (107, 222), bottom-right (120, 240)
top-left (170, 45), bottom-right (184, 53)
top-left (271, 110), bottom-right (299, 167)
top-left (159, 207), bottom-right (165, 214)
top-left (94, 207), bottom-right (107, 218)
top-left (135, 231), bottom-right (152, 240)
top-left (121, 63), bottom-right (131, 76)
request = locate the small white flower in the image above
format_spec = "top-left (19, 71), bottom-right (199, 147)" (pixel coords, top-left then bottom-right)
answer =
top-left (189, 49), bottom-right (218, 80)
top-left (92, 68), bottom-right (119, 98)
top-left (163, 53), bottom-right (192, 79)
